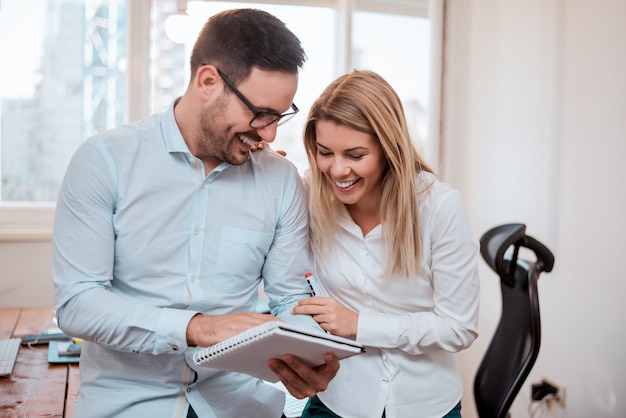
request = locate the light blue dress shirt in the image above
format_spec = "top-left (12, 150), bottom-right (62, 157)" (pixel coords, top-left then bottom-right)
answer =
top-left (52, 101), bottom-right (317, 417)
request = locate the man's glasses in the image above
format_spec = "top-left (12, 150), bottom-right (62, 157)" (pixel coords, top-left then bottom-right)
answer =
top-left (217, 69), bottom-right (299, 129)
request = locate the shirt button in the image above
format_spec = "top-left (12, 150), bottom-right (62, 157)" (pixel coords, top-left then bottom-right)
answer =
top-left (190, 275), bottom-right (196, 283)
top-left (186, 386), bottom-right (192, 393)
top-left (194, 227), bottom-right (200, 235)
top-left (132, 349), bottom-right (139, 354)
top-left (172, 346), bottom-right (179, 352)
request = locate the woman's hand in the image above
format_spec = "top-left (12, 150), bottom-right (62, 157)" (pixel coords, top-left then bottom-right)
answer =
top-left (292, 297), bottom-right (358, 338)
top-left (250, 140), bottom-right (286, 156)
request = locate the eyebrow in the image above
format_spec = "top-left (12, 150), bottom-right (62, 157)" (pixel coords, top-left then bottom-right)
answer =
top-left (237, 91), bottom-right (290, 116)
top-left (316, 142), bottom-right (369, 153)
top-left (253, 107), bottom-right (281, 116)
top-left (256, 104), bottom-right (282, 115)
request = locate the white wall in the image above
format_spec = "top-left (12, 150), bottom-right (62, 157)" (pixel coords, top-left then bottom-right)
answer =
top-left (0, 241), bottom-right (53, 307)
top-left (443, 0), bottom-right (626, 417)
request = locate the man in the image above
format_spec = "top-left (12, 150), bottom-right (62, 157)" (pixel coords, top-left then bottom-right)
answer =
top-left (52, 9), bottom-right (338, 418)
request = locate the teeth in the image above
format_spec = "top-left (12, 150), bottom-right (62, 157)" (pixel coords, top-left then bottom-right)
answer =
top-left (238, 134), bottom-right (258, 147)
top-left (335, 179), bottom-right (358, 188)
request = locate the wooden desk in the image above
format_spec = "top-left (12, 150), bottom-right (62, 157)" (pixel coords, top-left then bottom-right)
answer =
top-left (0, 307), bottom-right (79, 417)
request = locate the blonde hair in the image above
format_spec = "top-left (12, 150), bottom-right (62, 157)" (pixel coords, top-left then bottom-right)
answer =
top-left (304, 70), bottom-right (434, 278)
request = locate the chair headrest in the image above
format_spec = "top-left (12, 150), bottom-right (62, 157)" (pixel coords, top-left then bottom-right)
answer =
top-left (480, 223), bottom-right (555, 286)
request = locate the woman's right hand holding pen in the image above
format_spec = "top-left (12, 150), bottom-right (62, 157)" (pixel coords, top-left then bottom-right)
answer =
top-left (293, 296), bottom-right (359, 338)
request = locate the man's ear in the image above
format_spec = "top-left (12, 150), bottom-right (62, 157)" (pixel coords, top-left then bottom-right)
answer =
top-left (195, 65), bottom-right (221, 101)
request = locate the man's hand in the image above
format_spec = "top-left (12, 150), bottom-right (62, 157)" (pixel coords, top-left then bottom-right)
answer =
top-left (186, 312), bottom-right (280, 347)
top-left (268, 353), bottom-right (339, 399)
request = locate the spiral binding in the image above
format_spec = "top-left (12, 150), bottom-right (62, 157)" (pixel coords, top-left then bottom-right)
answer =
top-left (194, 321), bottom-right (278, 363)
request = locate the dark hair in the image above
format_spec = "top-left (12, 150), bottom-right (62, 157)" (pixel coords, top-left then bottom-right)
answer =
top-left (189, 8), bottom-right (306, 83)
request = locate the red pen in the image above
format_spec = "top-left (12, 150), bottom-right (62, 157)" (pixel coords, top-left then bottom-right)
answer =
top-left (305, 272), bottom-right (317, 296)
top-left (304, 272), bottom-right (330, 333)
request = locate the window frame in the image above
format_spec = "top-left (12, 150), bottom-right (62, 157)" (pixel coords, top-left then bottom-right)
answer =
top-left (0, 0), bottom-right (443, 242)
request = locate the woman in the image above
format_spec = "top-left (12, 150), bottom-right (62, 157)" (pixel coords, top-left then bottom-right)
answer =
top-left (292, 70), bottom-right (480, 418)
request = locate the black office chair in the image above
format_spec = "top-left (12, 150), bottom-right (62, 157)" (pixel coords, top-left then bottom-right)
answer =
top-left (473, 223), bottom-right (555, 418)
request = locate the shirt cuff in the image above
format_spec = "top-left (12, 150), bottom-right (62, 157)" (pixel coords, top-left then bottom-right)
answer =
top-left (356, 311), bottom-right (400, 348)
top-left (154, 308), bottom-right (200, 354)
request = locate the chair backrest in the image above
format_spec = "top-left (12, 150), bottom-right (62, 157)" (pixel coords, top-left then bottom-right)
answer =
top-left (474, 223), bottom-right (554, 418)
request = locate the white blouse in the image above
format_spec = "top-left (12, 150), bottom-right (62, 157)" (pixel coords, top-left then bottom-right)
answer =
top-left (314, 172), bottom-right (480, 418)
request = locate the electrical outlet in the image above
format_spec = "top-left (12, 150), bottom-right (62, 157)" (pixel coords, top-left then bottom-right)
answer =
top-left (531, 377), bottom-right (566, 409)
top-left (544, 377), bottom-right (566, 408)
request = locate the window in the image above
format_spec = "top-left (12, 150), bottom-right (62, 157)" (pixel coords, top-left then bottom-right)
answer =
top-left (0, 0), bottom-right (127, 203)
top-left (0, 0), bottom-right (441, 241)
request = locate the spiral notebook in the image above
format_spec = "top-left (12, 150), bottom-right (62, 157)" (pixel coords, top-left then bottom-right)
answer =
top-left (192, 321), bottom-right (364, 382)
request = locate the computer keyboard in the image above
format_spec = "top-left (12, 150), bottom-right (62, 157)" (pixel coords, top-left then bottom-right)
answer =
top-left (0, 338), bottom-right (21, 377)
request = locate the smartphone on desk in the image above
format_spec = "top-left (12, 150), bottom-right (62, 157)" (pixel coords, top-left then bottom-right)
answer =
top-left (20, 330), bottom-right (71, 345)
top-left (57, 341), bottom-right (82, 356)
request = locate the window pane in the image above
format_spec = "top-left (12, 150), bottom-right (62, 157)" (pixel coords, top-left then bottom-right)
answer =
top-left (0, 0), bottom-right (127, 202)
top-left (150, 1), bottom-right (336, 175)
top-left (352, 11), bottom-right (431, 153)
top-left (0, 0), bottom-right (433, 206)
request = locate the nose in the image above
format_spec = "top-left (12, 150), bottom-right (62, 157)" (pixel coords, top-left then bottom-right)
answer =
top-left (330, 157), bottom-right (351, 178)
top-left (255, 123), bottom-right (279, 143)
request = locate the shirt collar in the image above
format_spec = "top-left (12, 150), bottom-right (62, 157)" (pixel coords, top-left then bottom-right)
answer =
top-left (161, 98), bottom-right (191, 154)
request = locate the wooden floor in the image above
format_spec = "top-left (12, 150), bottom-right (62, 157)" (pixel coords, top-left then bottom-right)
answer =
top-left (0, 307), bottom-right (79, 418)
